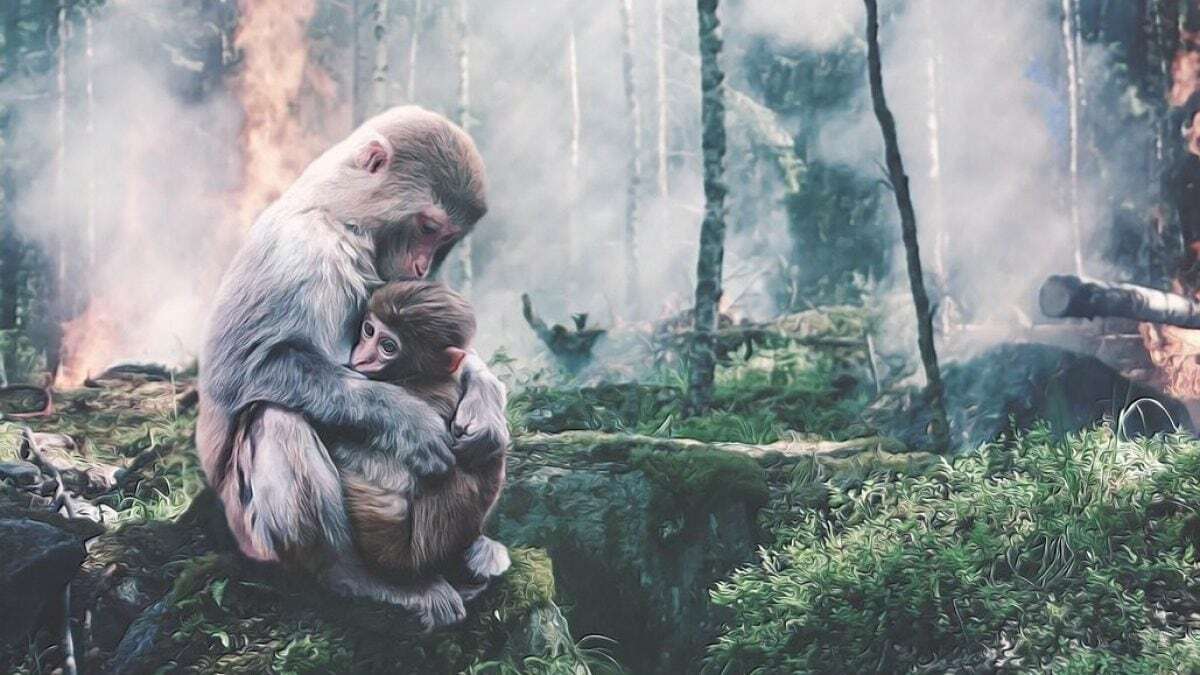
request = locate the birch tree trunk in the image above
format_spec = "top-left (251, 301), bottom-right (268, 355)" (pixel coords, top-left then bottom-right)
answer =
top-left (453, 0), bottom-right (473, 296)
top-left (654, 0), bottom-right (669, 199)
top-left (55, 0), bottom-right (68, 293)
top-left (84, 8), bottom-right (95, 271)
top-left (1040, 274), bottom-right (1200, 328)
top-left (864, 0), bottom-right (950, 453)
top-left (1061, 0), bottom-right (1084, 275)
top-left (923, 0), bottom-right (945, 282)
top-left (406, 0), bottom-right (422, 102)
top-left (619, 0), bottom-right (642, 311)
top-left (686, 0), bottom-right (728, 415)
top-left (371, 0), bottom-right (390, 115)
top-left (351, 0), bottom-right (366, 126)
top-left (566, 27), bottom-right (581, 269)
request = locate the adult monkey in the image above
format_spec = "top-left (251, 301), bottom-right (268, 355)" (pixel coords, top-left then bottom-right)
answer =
top-left (197, 106), bottom-right (508, 630)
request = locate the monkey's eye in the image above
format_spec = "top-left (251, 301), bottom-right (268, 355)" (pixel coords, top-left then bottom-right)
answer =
top-left (363, 321), bottom-right (375, 338)
top-left (419, 215), bottom-right (439, 235)
top-left (380, 339), bottom-right (399, 356)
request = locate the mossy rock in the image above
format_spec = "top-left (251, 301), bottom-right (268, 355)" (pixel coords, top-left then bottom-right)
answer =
top-left (105, 546), bottom-right (561, 674)
top-left (495, 432), bottom-right (769, 674)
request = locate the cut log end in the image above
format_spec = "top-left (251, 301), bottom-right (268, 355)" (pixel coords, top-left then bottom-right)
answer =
top-left (1039, 274), bottom-right (1083, 318)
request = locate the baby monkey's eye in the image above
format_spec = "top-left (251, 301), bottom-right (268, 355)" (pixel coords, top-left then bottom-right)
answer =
top-left (380, 339), bottom-right (398, 355)
top-left (363, 321), bottom-right (374, 337)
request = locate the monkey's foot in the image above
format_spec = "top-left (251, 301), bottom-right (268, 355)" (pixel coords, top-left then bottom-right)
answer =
top-left (466, 536), bottom-right (511, 580)
top-left (451, 536), bottom-right (511, 603)
top-left (327, 559), bottom-right (466, 632)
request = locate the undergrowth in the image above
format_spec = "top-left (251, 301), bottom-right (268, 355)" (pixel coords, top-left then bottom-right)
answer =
top-left (707, 425), bottom-right (1200, 673)
top-left (512, 348), bottom-right (871, 444)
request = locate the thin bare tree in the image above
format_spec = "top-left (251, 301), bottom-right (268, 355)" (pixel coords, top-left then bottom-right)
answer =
top-left (453, 0), bottom-right (473, 295)
top-left (406, 0), bottom-right (422, 101)
top-left (654, 0), bottom-right (669, 199)
top-left (371, 0), bottom-right (390, 114)
top-left (619, 0), bottom-right (642, 310)
top-left (1061, 0), bottom-right (1084, 275)
top-left (863, 0), bottom-right (950, 452)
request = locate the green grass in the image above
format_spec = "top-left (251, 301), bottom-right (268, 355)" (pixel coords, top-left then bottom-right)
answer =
top-left (511, 347), bottom-right (871, 445)
top-left (706, 425), bottom-right (1200, 673)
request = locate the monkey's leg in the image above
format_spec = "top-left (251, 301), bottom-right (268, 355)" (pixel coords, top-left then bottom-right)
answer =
top-left (325, 555), bottom-right (466, 633)
top-left (222, 404), bottom-right (353, 562)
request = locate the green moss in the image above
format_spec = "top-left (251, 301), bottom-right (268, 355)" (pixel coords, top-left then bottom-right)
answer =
top-left (632, 447), bottom-right (768, 542)
top-left (708, 427), bottom-right (1200, 673)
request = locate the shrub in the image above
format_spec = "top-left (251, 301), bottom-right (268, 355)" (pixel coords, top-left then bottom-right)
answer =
top-left (708, 426), bottom-right (1200, 673)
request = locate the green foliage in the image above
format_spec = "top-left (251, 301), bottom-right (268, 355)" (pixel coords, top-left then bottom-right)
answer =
top-left (633, 447), bottom-right (769, 543)
top-left (512, 347), bottom-right (870, 445)
top-left (707, 427), bottom-right (1200, 673)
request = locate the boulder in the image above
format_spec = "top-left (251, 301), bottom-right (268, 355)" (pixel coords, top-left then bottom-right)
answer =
top-left (866, 343), bottom-right (1191, 450)
top-left (0, 518), bottom-right (86, 644)
top-left (493, 431), bottom-right (770, 674)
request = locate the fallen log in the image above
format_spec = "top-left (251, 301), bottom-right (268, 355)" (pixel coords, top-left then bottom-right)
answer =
top-left (1039, 275), bottom-right (1200, 328)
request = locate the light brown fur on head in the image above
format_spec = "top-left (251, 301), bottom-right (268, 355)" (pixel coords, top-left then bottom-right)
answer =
top-left (363, 280), bottom-right (475, 418)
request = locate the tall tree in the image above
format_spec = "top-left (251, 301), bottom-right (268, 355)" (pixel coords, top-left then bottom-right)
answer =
top-left (923, 0), bottom-right (945, 283)
top-left (654, 0), bottom-right (669, 200)
top-left (863, 0), bottom-right (950, 452)
top-left (406, 0), bottom-right (422, 101)
top-left (351, 0), bottom-right (366, 125)
top-left (686, 0), bottom-right (727, 414)
top-left (0, 2), bottom-right (23, 331)
top-left (54, 0), bottom-right (68, 294)
top-left (1061, 0), bottom-right (1084, 275)
top-left (84, 4), bottom-right (95, 271)
top-left (371, 0), bottom-right (390, 114)
top-left (566, 25), bottom-right (581, 269)
top-left (453, 0), bottom-right (473, 295)
top-left (619, 0), bottom-right (642, 310)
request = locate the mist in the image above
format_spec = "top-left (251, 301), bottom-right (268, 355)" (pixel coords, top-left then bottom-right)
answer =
top-left (0, 0), bottom-right (1155, 382)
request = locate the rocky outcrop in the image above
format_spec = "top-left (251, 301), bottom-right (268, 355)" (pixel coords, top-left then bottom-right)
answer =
top-left (494, 431), bottom-right (934, 674)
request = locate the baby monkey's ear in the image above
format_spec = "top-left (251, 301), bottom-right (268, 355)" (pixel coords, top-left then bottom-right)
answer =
top-left (445, 347), bottom-right (469, 374)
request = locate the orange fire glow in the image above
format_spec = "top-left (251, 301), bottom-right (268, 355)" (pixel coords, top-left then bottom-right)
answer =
top-left (232, 0), bottom-right (330, 233)
top-left (56, 0), bottom-right (343, 388)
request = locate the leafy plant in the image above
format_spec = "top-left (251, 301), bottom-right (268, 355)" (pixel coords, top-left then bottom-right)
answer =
top-left (708, 426), bottom-right (1200, 673)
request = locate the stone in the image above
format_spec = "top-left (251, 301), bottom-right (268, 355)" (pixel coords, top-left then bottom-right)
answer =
top-left (0, 518), bottom-right (86, 644)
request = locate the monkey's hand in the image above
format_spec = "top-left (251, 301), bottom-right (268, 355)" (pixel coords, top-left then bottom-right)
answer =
top-left (452, 353), bottom-right (509, 467)
top-left (384, 393), bottom-right (457, 477)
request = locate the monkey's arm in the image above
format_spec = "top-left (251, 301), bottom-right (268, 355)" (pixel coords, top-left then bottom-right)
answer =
top-left (452, 352), bottom-right (510, 467)
top-left (234, 340), bottom-right (456, 476)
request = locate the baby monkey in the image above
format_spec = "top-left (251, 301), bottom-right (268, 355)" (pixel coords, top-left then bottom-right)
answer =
top-left (342, 280), bottom-right (507, 585)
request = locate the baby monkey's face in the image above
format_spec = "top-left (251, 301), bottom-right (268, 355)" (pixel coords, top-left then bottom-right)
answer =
top-left (350, 310), bottom-right (469, 379)
top-left (351, 312), bottom-right (400, 378)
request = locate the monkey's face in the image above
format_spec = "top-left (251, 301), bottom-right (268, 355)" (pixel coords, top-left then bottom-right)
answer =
top-left (350, 313), bottom-right (402, 377)
top-left (393, 207), bottom-right (463, 280)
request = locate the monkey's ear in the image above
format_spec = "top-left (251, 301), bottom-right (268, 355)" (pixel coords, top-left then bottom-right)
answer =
top-left (445, 347), bottom-right (468, 374)
top-left (356, 140), bottom-right (390, 174)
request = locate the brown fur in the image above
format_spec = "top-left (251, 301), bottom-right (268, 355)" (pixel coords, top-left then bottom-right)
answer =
top-left (344, 281), bottom-right (505, 579)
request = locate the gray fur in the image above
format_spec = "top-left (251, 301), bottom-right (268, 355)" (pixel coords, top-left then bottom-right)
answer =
top-left (197, 106), bottom-right (500, 630)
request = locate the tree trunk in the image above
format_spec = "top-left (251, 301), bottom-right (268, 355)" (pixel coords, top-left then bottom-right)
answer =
top-left (619, 0), bottom-right (642, 312)
top-left (566, 26), bottom-right (581, 269)
top-left (54, 0), bottom-right (68, 296)
top-left (654, 0), bottom-right (669, 200)
top-left (0, 3), bottom-right (22, 330)
top-left (686, 0), bottom-right (728, 415)
top-left (371, 0), bottom-right (390, 115)
top-left (863, 0), bottom-right (950, 452)
top-left (351, 0), bottom-right (366, 126)
top-left (1061, 0), bottom-right (1084, 275)
top-left (923, 0), bottom-right (945, 282)
top-left (1040, 274), bottom-right (1200, 327)
top-left (406, 0), bottom-right (422, 102)
top-left (453, 0), bottom-right (473, 296)
top-left (84, 8), bottom-right (95, 272)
